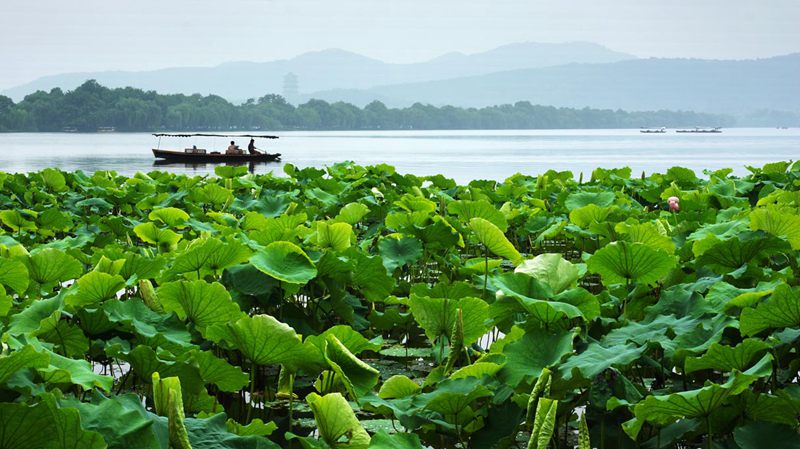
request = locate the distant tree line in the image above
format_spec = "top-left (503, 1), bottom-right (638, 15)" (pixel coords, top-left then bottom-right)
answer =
top-left (0, 80), bottom-right (735, 132)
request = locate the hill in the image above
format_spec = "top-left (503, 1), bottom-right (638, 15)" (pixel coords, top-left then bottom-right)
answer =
top-left (307, 54), bottom-right (800, 114)
top-left (1, 42), bottom-right (634, 102)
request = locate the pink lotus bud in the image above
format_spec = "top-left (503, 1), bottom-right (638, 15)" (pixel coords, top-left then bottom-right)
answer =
top-left (668, 196), bottom-right (680, 212)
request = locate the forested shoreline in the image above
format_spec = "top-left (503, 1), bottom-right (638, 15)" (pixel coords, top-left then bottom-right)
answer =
top-left (0, 80), bottom-right (734, 132)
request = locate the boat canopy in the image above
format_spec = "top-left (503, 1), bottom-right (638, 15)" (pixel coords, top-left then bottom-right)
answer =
top-left (153, 133), bottom-right (279, 139)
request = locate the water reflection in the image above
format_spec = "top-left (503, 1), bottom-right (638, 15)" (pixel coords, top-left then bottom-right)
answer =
top-left (151, 159), bottom-right (279, 174)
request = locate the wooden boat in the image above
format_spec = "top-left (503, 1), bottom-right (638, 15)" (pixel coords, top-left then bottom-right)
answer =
top-left (152, 148), bottom-right (281, 162)
top-left (152, 133), bottom-right (281, 162)
top-left (676, 127), bottom-right (722, 133)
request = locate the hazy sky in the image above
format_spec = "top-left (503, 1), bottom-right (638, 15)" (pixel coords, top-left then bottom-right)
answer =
top-left (1, 0), bottom-right (799, 89)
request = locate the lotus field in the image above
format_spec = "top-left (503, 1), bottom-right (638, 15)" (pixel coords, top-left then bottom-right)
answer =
top-left (1, 161), bottom-right (800, 449)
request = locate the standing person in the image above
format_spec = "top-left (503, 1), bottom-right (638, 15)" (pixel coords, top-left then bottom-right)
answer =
top-left (247, 138), bottom-right (261, 155)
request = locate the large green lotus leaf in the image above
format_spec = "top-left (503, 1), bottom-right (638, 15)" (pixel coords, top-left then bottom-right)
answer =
top-left (587, 241), bottom-right (676, 286)
top-left (559, 342), bottom-right (645, 381)
top-left (207, 314), bottom-right (308, 366)
top-left (450, 362), bottom-right (503, 380)
top-left (0, 257), bottom-right (29, 294)
top-left (564, 191), bottom-right (615, 211)
top-left (348, 249), bottom-right (396, 302)
top-left (149, 207), bottom-right (190, 228)
top-left (0, 402), bottom-right (58, 449)
top-left (119, 253), bottom-right (167, 281)
top-left (378, 375), bottom-right (421, 399)
top-left (38, 350), bottom-right (114, 391)
top-left (333, 203), bottom-right (370, 225)
top-left (665, 166), bottom-right (698, 185)
top-left (245, 213), bottom-right (308, 245)
top-left (222, 264), bottom-right (279, 296)
top-left (37, 209), bottom-right (74, 235)
top-left (498, 326), bottom-right (575, 387)
top-left (225, 418), bottom-right (277, 437)
top-left (185, 413), bottom-right (280, 449)
top-left (740, 283), bottom-right (800, 336)
top-left (40, 168), bottom-right (68, 191)
top-left (568, 204), bottom-right (612, 229)
top-left (514, 253), bottom-right (579, 294)
top-left (61, 393), bottom-right (167, 449)
top-left (601, 315), bottom-right (698, 348)
top-left (685, 339), bottom-right (770, 374)
top-left (368, 430), bottom-right (425, 449)
top-left (157, 280), bottom-right (243, 331)
top-left (615, 221), bottom-right (675, 254)
top-left (408, 295), bottom-right (489, 346)
top-left (0, 344), bottom-right (49, 385)
top-left (26, 248), bottom-right (83, 285)
top-left (411, 281), bottom-right (483, 301)
top-left (687, 220), bottom-right (748, 255)
top-left (133, 222), bottom-right (182, 247)
top-left (7, 293), bottom-right (64, 335)
top-left (750, 207), bottom-right (800, 250)
top-left (416, 215), bottom-right (464, 250)
top-left (324, 335), bottom-right (380, 399)
top-left (190, 350), bottom-right (250, 393)
top-left (214, 165), bottom-right (249, 178)
top-left (632, 354), bottom-right (772, 429)
top-left (313, 221), bottom-right (354, 251)
top-left (696, 231), bottom-right (790, 272)
top-left (742, 390), bottom-right (798, 426)
top-left (419, 377), bottom-right (493, 416)
top-left (36, 319), bottom-right (90, 358)
top-left (469, 217), bottom-right (523, 266)
top-left (250, 241), bottom-right (317, 284)
top-left (0, 210), bottom-right (37, 233)
top-left (734, 422), bottom-right (800, 449)
top-left (305, 325), bottom-right (382, 357)
top-left (120, 346), bottom-right (203, 400)
top-left (199, 183), bottom-right (233, 207)
top-left (0, 285), bottom-right (11, 317)
top-left (66, 271), bottom-right (126, 308)
top-left (305, 392), bottom-right (371, 449)
top-left (378, 236), bottom-right (423, 273)
top-left (102, 299), bottom-right (193, 348)
top-left (448, 199), bottom-right (508, 231)
top-left (41, 394), bottom-right (107, 449)
top-left (492, 273), bottom-right (595, 324)
top-left (170, 237), bottom-right (252, 275)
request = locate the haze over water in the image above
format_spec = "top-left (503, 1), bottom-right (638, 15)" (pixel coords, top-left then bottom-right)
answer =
top-left (0, 128), bottom-right (797, 183)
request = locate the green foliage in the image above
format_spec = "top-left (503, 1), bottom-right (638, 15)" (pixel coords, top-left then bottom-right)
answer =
top-left (0, 161), bottom-right (796, 449)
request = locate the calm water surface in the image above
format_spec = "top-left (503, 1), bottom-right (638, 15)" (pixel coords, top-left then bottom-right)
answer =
top-left (0, 129), bottom-right (798, 183)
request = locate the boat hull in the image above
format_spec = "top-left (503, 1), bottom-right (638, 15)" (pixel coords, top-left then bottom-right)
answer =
top-left (152, 149), bottom-right (281, 162)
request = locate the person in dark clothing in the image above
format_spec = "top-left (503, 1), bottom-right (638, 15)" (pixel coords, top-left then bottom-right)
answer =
top-left (247, 138), bottom-right (261, 155)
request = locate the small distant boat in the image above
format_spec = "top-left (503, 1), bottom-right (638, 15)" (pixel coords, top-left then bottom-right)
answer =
top-left (640, 127), bottom-right (667, 134)
top-left (97, 126), bottom-right (116, 133)
top-left (676, 127), bottom-right (722, 133)
top-left (61, 127), bottom-right (78, 133)
top-left (152, 133), bottom-right (281, 163)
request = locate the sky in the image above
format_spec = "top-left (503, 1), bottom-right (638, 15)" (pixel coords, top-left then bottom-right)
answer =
top-left (1, 0), bottom-right (799, 89)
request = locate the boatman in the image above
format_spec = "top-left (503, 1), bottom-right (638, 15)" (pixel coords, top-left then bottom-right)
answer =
top-left (247, 138), bottom-right (262, 155)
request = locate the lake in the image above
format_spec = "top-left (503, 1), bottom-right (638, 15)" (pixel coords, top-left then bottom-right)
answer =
top-left (1, 128), bottom-right (798, 183)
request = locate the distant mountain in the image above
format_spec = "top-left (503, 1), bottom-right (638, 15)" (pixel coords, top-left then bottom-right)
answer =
top-left (1, 42), bottom-right (634, 102)
top-left (306, 54), bottom-right (800, 114)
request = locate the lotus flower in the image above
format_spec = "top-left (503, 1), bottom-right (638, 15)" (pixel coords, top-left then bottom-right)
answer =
top-left (668, 196), bottom-right (680, 212)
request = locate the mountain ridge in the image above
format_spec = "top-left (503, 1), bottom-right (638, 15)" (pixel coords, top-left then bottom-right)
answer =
top-left (304, 53), bottom-right (800, 114)
top-left (1, 42), bottom-right (635, 101)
